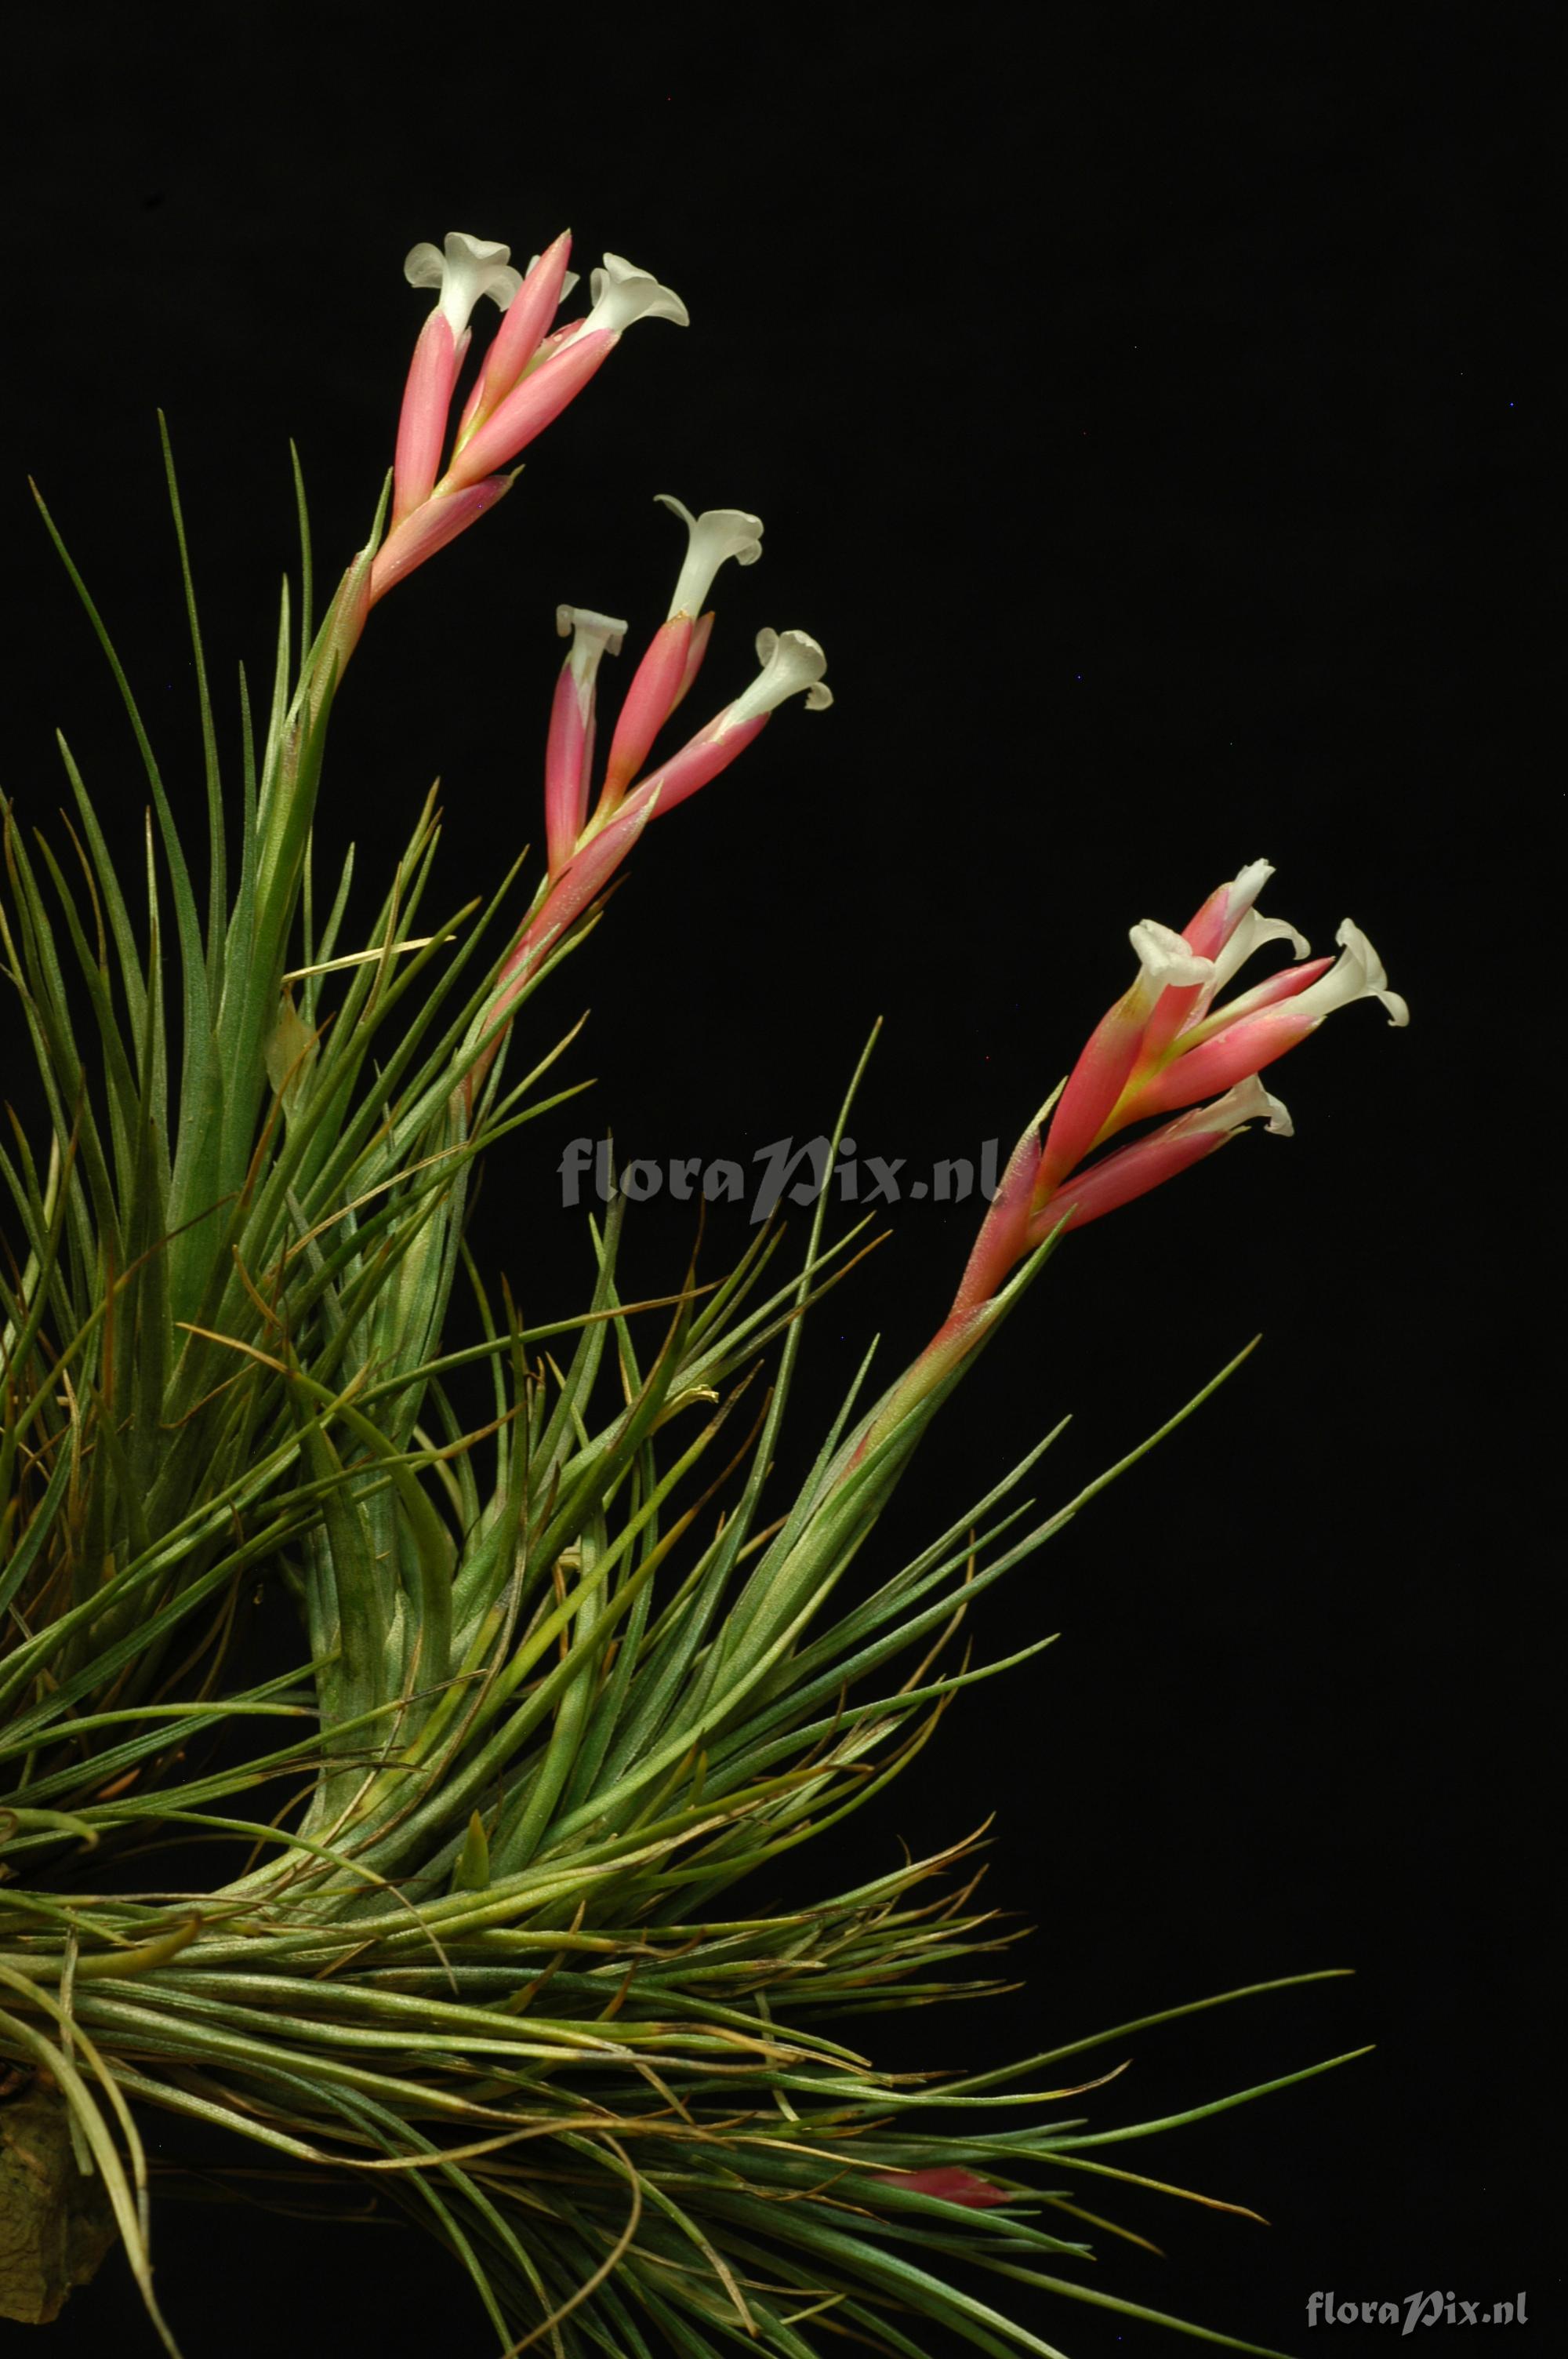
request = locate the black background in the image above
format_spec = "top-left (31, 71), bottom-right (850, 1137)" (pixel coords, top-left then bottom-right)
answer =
top-left (3, 8), bottom-right (1549, 2357)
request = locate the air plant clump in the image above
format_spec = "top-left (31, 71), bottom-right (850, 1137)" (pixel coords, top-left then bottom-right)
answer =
top-left (0, 222), bottom-right (1406, 2355)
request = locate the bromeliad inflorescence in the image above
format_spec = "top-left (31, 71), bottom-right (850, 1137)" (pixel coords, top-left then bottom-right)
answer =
top-left (372, 230), bottom-right (688, 604)
top-left (966, 856), bottom-right (1407, 1276)
top-left (481, 494), bottom-right (830, 1043)
top-left (840, 859), bottom-right (1408, 1465)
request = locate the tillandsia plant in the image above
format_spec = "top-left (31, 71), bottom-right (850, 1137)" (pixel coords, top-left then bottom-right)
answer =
top-left (0, 222), bottom-right (1409, 2357)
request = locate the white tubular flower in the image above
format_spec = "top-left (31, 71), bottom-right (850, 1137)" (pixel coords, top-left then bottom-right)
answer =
top-left (655, 493), bottom-right (764, 620)
top-left (719, 629), bottom-right (833, 733)
top-left (575, 253), bottom-right (690, 338)
top-left (1225, 856), bottom-right (1276, 915)
top-left (1127, 918), bottom-right (1213, 994)
top-left (404, 231), bottom-right (522, 338)
top-left (1176, 856), bottom-right (1310, 1022)
top-left (1288, 919), bottom-right (1410, 1028)
top-left (1211, 1072), bottom-right (1296, 1137)
top-left (1207, 902), bottom-right (1312, 998)
top-left (556, 604), bottom-right (629, 692)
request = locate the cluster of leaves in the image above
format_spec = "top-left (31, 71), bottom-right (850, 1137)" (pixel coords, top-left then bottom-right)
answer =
top-left (0, 440), bottom-right (1352, 2357)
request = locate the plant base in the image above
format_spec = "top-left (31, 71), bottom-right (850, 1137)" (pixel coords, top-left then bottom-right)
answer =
top-left (0, 2079), bottom-right (118, 2324)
